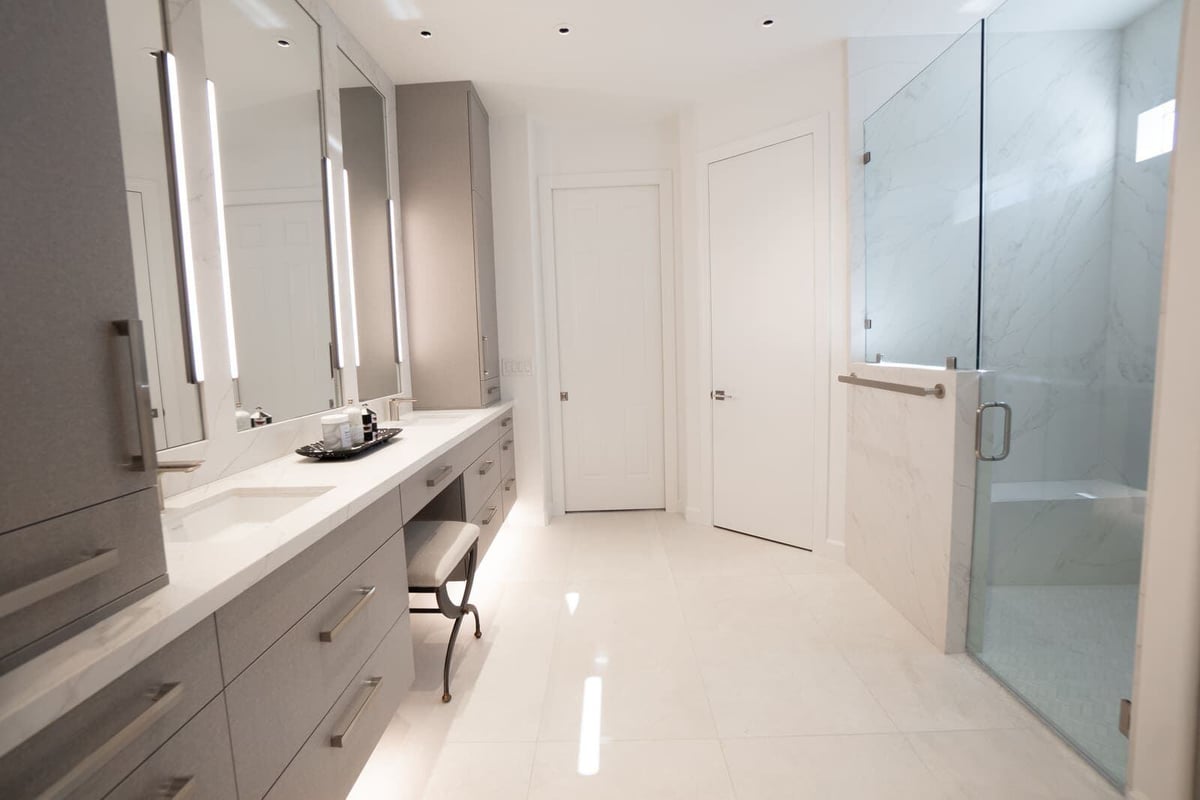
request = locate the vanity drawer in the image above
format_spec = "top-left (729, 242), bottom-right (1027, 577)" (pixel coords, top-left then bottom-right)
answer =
top-left (216, 488), bottom-right (402, 683)
top-left (0, 617), bottom-right (222, 800)
top-left (103, 694), bottom-right (236, 800)
top-left (0, 487), bottom-right (166, 673)
top-left (463, 441), bottom-right (502, 520)
top-left (225, 532), bottom-right (409, 800)
top-left (264, 613), bottom-right (413, 800)
top-left (502, 473), bottom-right (518, 521)
top-left (500, 430), bottom-right (516, 476)
top-left (481, 377), bottom-right (501, 406)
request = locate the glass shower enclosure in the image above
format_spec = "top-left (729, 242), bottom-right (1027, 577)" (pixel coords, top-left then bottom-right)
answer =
top-left (864, 0), bottom-right (1183, 786)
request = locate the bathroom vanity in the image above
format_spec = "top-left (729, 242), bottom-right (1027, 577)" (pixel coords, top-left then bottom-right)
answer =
top-left (0, 404), bottom-right (517, 799)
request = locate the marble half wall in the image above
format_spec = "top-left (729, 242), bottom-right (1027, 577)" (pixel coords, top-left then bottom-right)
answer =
top-left (845, 363), bottom-right (979, 653)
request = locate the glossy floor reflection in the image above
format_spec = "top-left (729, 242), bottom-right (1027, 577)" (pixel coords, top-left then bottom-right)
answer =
top-left (349, 512), bottom-right (1119, 799)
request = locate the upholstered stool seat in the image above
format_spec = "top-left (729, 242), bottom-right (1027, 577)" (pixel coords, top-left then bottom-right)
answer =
top-left (405, 520), bottom-right (483, 703)
top-left (406, 521), bottom-right (481, 586)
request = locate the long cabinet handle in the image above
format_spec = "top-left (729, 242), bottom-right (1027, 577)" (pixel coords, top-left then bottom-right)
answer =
top-left (0, 549), bottom-right (120, 620)
top-left (481, 336), bottom-right (490, 378)
top-left (478, 459), bottom-right (496, 476)
top-left (319, 587), bottom-right (376, 643)
top-left (330, 677), bottom-right (382, 748)
top-left (36, 683), bottom-right (184, 800)
top-left (480, 507), bottom-right (499, 526)
top-left (113, 320), bottom-right (157, 472)
top-left (425, 465), bottom-right (453, 488)
top-left (162, 776), bottom-right (196, 800)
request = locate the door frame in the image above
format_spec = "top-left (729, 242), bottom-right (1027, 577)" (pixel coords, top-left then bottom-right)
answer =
top-left (696, 116), bottom-right (833, 552)
top-left (539, 170), bottom-right (679, 517)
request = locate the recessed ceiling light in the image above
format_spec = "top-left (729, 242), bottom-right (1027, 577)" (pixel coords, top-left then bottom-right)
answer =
top-left (276, 38), bottom-right (292, 47)
top-left (557, 26), bottom-right (571, 35)
top-left (419, 30), bottom-right (432, 38)
top-left (761, 18), bottom-right (775, 27)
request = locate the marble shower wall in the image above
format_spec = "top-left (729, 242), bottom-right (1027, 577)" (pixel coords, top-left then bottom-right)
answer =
top-left (1102, 0), bottom-right (1184, 490)
top-left (862, 27), bottom-right (982, 368)
top-left (980, 27), bottom-right (1122, 486)
top-left (845, 363), bottom-right (980, 653)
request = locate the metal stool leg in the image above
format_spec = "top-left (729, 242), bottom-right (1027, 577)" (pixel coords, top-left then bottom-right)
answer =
top-left (433, 542), bottom-right (482, 703)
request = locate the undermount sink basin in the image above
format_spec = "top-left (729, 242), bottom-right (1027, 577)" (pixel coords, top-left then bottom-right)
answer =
top-left (162, 486), bottom-right (333, 544)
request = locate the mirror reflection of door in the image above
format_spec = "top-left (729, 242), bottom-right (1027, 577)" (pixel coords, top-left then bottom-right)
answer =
top-left (337, 49), bottom-right (401, 401)
top-left (197, 0), bottom-right (337, 425)
top-left (105, 0), bottom-right (205, 450)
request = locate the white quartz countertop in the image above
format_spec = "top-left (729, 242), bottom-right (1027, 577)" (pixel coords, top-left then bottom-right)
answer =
top-left (0, 403), bottom-right (513, 758)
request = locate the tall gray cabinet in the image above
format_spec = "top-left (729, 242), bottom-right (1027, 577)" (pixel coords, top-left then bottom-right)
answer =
top-left (0, 0), bottom-right (167, 671)
top-left (395, 82), bottom-right (501, 409)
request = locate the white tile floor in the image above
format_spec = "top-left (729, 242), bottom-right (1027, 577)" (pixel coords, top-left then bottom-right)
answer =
top-left (348, 512), bottom-right (1120, 799)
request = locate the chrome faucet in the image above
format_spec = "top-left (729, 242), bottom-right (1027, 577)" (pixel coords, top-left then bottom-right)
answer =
top-left (156, 460), bottom-right (203, 510)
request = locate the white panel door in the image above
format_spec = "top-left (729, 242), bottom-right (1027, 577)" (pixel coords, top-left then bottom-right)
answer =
top-left (709, 136), bottom-right (817, 549)
top-left (553, 185), bottom-right (665, 512)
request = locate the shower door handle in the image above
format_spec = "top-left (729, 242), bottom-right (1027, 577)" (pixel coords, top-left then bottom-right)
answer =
top-left (975, 402), bottom-right (1013, 462)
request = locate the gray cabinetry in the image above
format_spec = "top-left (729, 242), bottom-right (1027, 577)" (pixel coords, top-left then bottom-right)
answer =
top-left (224, 533), bottom-right (410, 799)
top-left (0, 618), bottom-right (222, 800)
top-left (395, 81), bottom-right (501, 409)
top-left (0, 0), bottom-right (166, 672)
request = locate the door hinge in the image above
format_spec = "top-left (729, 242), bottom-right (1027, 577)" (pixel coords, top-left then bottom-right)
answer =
top-left (863, 151), bottom-right (872, 165)
top-left (560, 392), bottom-right (569, 402)
top-left (1119, 698), bottom-right (1132, 738)
top-left (864, 318), bottom-right (873, 330)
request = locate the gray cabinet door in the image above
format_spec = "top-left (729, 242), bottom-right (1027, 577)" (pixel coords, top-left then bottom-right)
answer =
top-left (0, 0), bottom-right (158, 534)
top-left (473, 187), bottom-right (501, 383)
top-left (468, 89), bottom-right (491, 197)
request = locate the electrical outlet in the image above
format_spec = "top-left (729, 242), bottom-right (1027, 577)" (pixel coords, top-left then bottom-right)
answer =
top-left (503, 358), bottom-right (534, 376)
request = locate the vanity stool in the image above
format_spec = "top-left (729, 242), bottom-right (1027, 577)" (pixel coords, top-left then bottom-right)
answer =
top-left (405, 521), bottom-right (483, 702)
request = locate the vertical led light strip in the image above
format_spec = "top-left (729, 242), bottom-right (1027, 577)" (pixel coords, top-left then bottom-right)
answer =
top-left (206, 80), bottom-right (239, 380)
top-left (387, 198), bottom-right (404, 363)
top-left (341, 169), bottom-right (361, 367)
top-left (163, 51), bottom-right (205, 382)
top-left (323, 157), bottom-right (346, 369)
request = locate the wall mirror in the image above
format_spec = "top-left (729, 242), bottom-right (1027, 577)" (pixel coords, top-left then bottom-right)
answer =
top-left (199, 0), bottom-right (337, 426)
top-left (105, 0), bottom-right (205, 450)
top-left (337, 49), bottom-right (402, 400)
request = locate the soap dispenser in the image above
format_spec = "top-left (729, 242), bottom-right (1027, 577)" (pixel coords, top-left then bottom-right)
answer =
top-left (361, 402), bottom-right (377, 442)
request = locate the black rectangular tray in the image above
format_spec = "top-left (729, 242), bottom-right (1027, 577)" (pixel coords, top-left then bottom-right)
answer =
top-left (296, 427), bottom-right (402, 460)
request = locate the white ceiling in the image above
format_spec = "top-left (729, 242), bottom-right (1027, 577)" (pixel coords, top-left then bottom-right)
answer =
top-left (325, 0), bottom-right (1166, 116)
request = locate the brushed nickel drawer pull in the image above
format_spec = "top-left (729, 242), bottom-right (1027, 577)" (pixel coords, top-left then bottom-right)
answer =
top-left (487, 385), bottom-right (500, 395)
top-left (481, 507), bottom-right (498, 526)
top-left (330, 677), bottom-right (383, 748)
top-left (0, 548), bottom-right (120, 620)
top-left (320, 587), bottom-right (376, 643)
top-left (478, 459), bottom-right (496, 476)
top-left (425, 465), bottom-right (453, 488)
top-left (504, 479), bottom-right (515, 492)
top-left (501, 439), bottom-right (513, 452)
top-left (36, 682), bottom-right (184, 800)
top-left (161, 776), bottom-right (196, 799)
top-left (500, 416), bottom-right (512, 428)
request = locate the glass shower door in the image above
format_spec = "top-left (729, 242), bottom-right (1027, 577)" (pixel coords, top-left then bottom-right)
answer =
top-left (965, 0), bottom-right (1182, 786)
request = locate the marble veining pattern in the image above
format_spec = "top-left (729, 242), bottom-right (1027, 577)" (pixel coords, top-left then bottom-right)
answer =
top-left (845, 363), bottom-right (979, 653)
top-left (863, 28), bottom-right (982, 368)
top-left (0, 404), bottom-right (512, 760)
